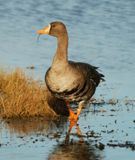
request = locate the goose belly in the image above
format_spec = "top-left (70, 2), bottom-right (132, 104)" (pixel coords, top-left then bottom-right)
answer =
top-left (45, 70), bottom-right (96, 102)
top-left (45, 70), bottom-right (79, 94)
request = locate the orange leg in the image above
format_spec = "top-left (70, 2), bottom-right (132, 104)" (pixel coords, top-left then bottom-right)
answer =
top-left (66, 101), bottom-right (78, 129)
top-left (65, 123), bottom-right (84, 144)
top-left (76, 124), bottom-right (84, 143)
top-left (65, 101), bottom-right (84, 131)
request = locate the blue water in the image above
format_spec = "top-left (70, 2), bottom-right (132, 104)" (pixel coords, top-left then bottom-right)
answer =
top-left (0, 0), bottom-right (135, 98)
top-left (0, 0), bottom-right (135, 159)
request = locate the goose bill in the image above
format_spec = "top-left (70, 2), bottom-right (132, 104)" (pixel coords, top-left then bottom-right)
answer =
top-left (37, 24), bottom-right (51, 35)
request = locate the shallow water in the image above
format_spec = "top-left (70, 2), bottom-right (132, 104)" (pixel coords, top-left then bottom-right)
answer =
top-left (0, 100), bottom-right (135, 160)
top-left (0, 0), bottom-right (135, 159)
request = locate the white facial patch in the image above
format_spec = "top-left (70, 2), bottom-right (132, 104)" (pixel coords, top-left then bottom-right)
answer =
top-left (48, 24), bottom-right (51, 33)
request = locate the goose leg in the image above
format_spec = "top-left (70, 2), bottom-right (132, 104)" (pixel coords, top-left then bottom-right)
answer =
top-left (65, 101), bottom-right (85, 130)
top-left (76, 101), bottom-right (85, 117)
top-left (65, 123), bottom-right (83, 144)
top-left (76, 124), bottom-right (84, 143)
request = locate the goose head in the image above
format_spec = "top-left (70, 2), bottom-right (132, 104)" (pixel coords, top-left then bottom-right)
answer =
top-left (37, 21), bottom-right (67, 38)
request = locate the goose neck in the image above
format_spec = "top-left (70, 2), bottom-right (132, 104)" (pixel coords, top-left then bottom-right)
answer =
top-left (52, 33), bottom-right (68, 67)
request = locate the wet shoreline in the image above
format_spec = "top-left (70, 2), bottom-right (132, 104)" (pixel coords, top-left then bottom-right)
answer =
top-left (0, 97), bottom-right (135, 159)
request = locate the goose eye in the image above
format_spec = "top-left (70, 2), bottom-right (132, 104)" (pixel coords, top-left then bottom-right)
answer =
top-left (52, 24), bottom-right (56, 28)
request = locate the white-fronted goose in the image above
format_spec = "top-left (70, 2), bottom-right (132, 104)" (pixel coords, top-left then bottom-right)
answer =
top-left (37, 21), bottom-right (104, 129)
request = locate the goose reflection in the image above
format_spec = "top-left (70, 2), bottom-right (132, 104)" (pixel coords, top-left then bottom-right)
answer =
top-left (48, 123), bottom-right (103, 160)
top-left (48, 138), bottom-right (103, 160)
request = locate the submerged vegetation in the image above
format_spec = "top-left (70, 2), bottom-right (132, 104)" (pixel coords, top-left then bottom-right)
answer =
top-left (0, 68), bottom-right (57, 118)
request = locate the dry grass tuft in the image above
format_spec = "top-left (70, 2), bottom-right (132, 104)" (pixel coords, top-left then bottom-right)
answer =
top-left (0, 68), bottom-right (58, 118)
